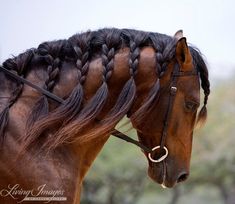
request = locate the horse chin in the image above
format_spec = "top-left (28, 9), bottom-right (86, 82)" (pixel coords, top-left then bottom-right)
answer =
top-left (148, 164), bottom-right (164, 185)
top-left (148, 163), bottom-right (176, 188)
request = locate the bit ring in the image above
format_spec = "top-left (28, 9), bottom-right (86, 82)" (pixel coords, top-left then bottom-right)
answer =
top-left (148, 146), bottom-right (168, 163)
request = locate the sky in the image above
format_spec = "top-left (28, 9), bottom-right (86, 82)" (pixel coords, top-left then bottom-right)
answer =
top-left (0, 0), bottom-right (235, 79)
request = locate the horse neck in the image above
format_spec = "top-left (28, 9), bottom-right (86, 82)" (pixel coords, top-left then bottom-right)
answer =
top-left (0, 46), bottom-right (157, 203)
top-left (70, 46), bottom-right (157, 177)
top-left (2, 45), bottom-right (157, 166)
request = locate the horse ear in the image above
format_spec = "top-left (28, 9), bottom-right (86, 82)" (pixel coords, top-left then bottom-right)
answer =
top-left (174, 30), bottom-right (183, 40)
top-left (175, 37), bottom-right (193, 71)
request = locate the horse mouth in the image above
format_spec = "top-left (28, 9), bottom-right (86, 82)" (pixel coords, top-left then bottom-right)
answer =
top-left (161, 162), bottom-right (167, 188)
top-left (148, 161), bottom-right (175, 188)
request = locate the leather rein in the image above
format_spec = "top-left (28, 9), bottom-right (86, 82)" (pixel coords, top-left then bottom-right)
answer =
top-left (0, 63), bottom-right (197, 163)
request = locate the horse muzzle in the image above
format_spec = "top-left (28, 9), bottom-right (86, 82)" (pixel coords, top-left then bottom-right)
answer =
top-left (147, 157), bottom-right (189, 188)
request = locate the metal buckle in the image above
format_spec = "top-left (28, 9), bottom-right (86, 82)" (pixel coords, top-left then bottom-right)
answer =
top-left (148, 146), bottom-right (168, 163)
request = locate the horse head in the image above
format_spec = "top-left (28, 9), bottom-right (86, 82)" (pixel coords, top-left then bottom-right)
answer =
top-left (130, 31), bottom-right (208, 188)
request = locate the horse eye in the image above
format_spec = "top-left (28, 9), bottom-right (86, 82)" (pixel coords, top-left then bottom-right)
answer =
top-left (185, 101), bottom-right (199, 112)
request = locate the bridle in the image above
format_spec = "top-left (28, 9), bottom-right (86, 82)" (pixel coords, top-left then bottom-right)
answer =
top-left (147, 63), bottom-right (198, 162)
top-left (0, 63), bottom-right (198, 163)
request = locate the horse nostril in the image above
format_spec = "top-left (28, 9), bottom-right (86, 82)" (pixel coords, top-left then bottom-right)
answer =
top-left (177, 172), bottom-right (189, 183)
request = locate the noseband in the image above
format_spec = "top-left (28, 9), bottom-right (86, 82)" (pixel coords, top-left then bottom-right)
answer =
top-left (0, 63), bottom-right (197, 163)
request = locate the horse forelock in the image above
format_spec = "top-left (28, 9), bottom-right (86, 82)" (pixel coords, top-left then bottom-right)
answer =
top-left (0, 28), bottom-right (209, 152)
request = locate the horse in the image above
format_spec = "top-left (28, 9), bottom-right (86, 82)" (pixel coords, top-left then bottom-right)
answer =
top-left (0, 28), bottom-right (210, 204)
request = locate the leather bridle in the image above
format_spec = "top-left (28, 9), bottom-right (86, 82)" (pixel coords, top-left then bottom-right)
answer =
top-left (0, 63), bottom-right (198, 163)
top-left (147, 63), bottom-right (198, 162)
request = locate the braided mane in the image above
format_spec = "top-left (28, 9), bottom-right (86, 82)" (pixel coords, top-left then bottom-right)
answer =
top-left (0, 28), bottom-right (210, 150)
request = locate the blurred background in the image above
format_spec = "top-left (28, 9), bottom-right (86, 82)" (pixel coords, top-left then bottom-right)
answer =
top-left (1, 0), bottom-right (235, 203)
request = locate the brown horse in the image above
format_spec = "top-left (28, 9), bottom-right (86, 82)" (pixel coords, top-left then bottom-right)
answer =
top-left (0, 28), bottom-right (210, 203)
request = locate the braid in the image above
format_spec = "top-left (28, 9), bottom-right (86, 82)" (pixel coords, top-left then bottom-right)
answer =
top-left (47, 29), bottom-right (123, 148)
top-left (77, 30), bottom-right (151, 142)
top-left (102, 45), bottom-right (115, 82)
top-left (128, 40), bottom-right (140, 78)
top-left (131, 34), bottom-right (178, 124)
top-left (130, 34), bottom-right (166, 123)
top-left (188, 46), bottom-right (210, 126)
top-left (24, 35), bottom-right (93, 150)
top-left (72, 33), bottom-right (91, 85)
top-left (74, 46), bottom-right (89, 84)
top-left (94, 28), bottom-right (121, 83)
top-left (204, 93), bottom-right (209, 106)
top-left (26, 41), bottom-right (64, 128)
top-left (38, 42), bottom-right (63, 92)
top-left (49, 32), bottom-right (92, 124)
top-left (197, 64), bottom-right (210, 125)
top-left (0, 49), bottom-right (34, 142)
top-left (199, 66), bottom-right (210, 107)
top-left (3, 49), bottom-right (35, 106)
top-left (150, 34), bottom-right (175, 78)
top-left (44, 57), bottom-right (60, 92)
top-left (155, 52), bottom-right (164, 76)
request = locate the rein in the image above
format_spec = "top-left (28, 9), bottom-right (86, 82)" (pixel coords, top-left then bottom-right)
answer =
top-left (0, 64), bottom-right (197, 163)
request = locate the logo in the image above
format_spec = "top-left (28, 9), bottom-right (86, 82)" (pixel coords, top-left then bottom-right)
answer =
top-left (0, 184), bottom-right (67, 203)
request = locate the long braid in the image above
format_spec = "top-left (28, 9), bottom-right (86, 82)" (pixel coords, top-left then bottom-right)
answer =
top-left (131, 34), bottom-right (176, 123)
top-left (79, 30), bottom-right (150, 141)
top-left (24, 34), bottom-right (92, 147)
top-left (113, 29), bottom-right (149, 111)
top-left (189, 47), bottom-right (210, 126)
top-left (54, 32), bottom-right (91, 123)
top-left (27, 41), bottom-right (63, 128)
top-left (45, 28), bottom-right (121, 148)
top-left (0, 50), bottom-right (34, 143)
top-left (197, 74), bottom-right (210, 126)
top-left (102, 44), bottom-right (115, 82)
top-left (108, 30), bottom-right (141, 111)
